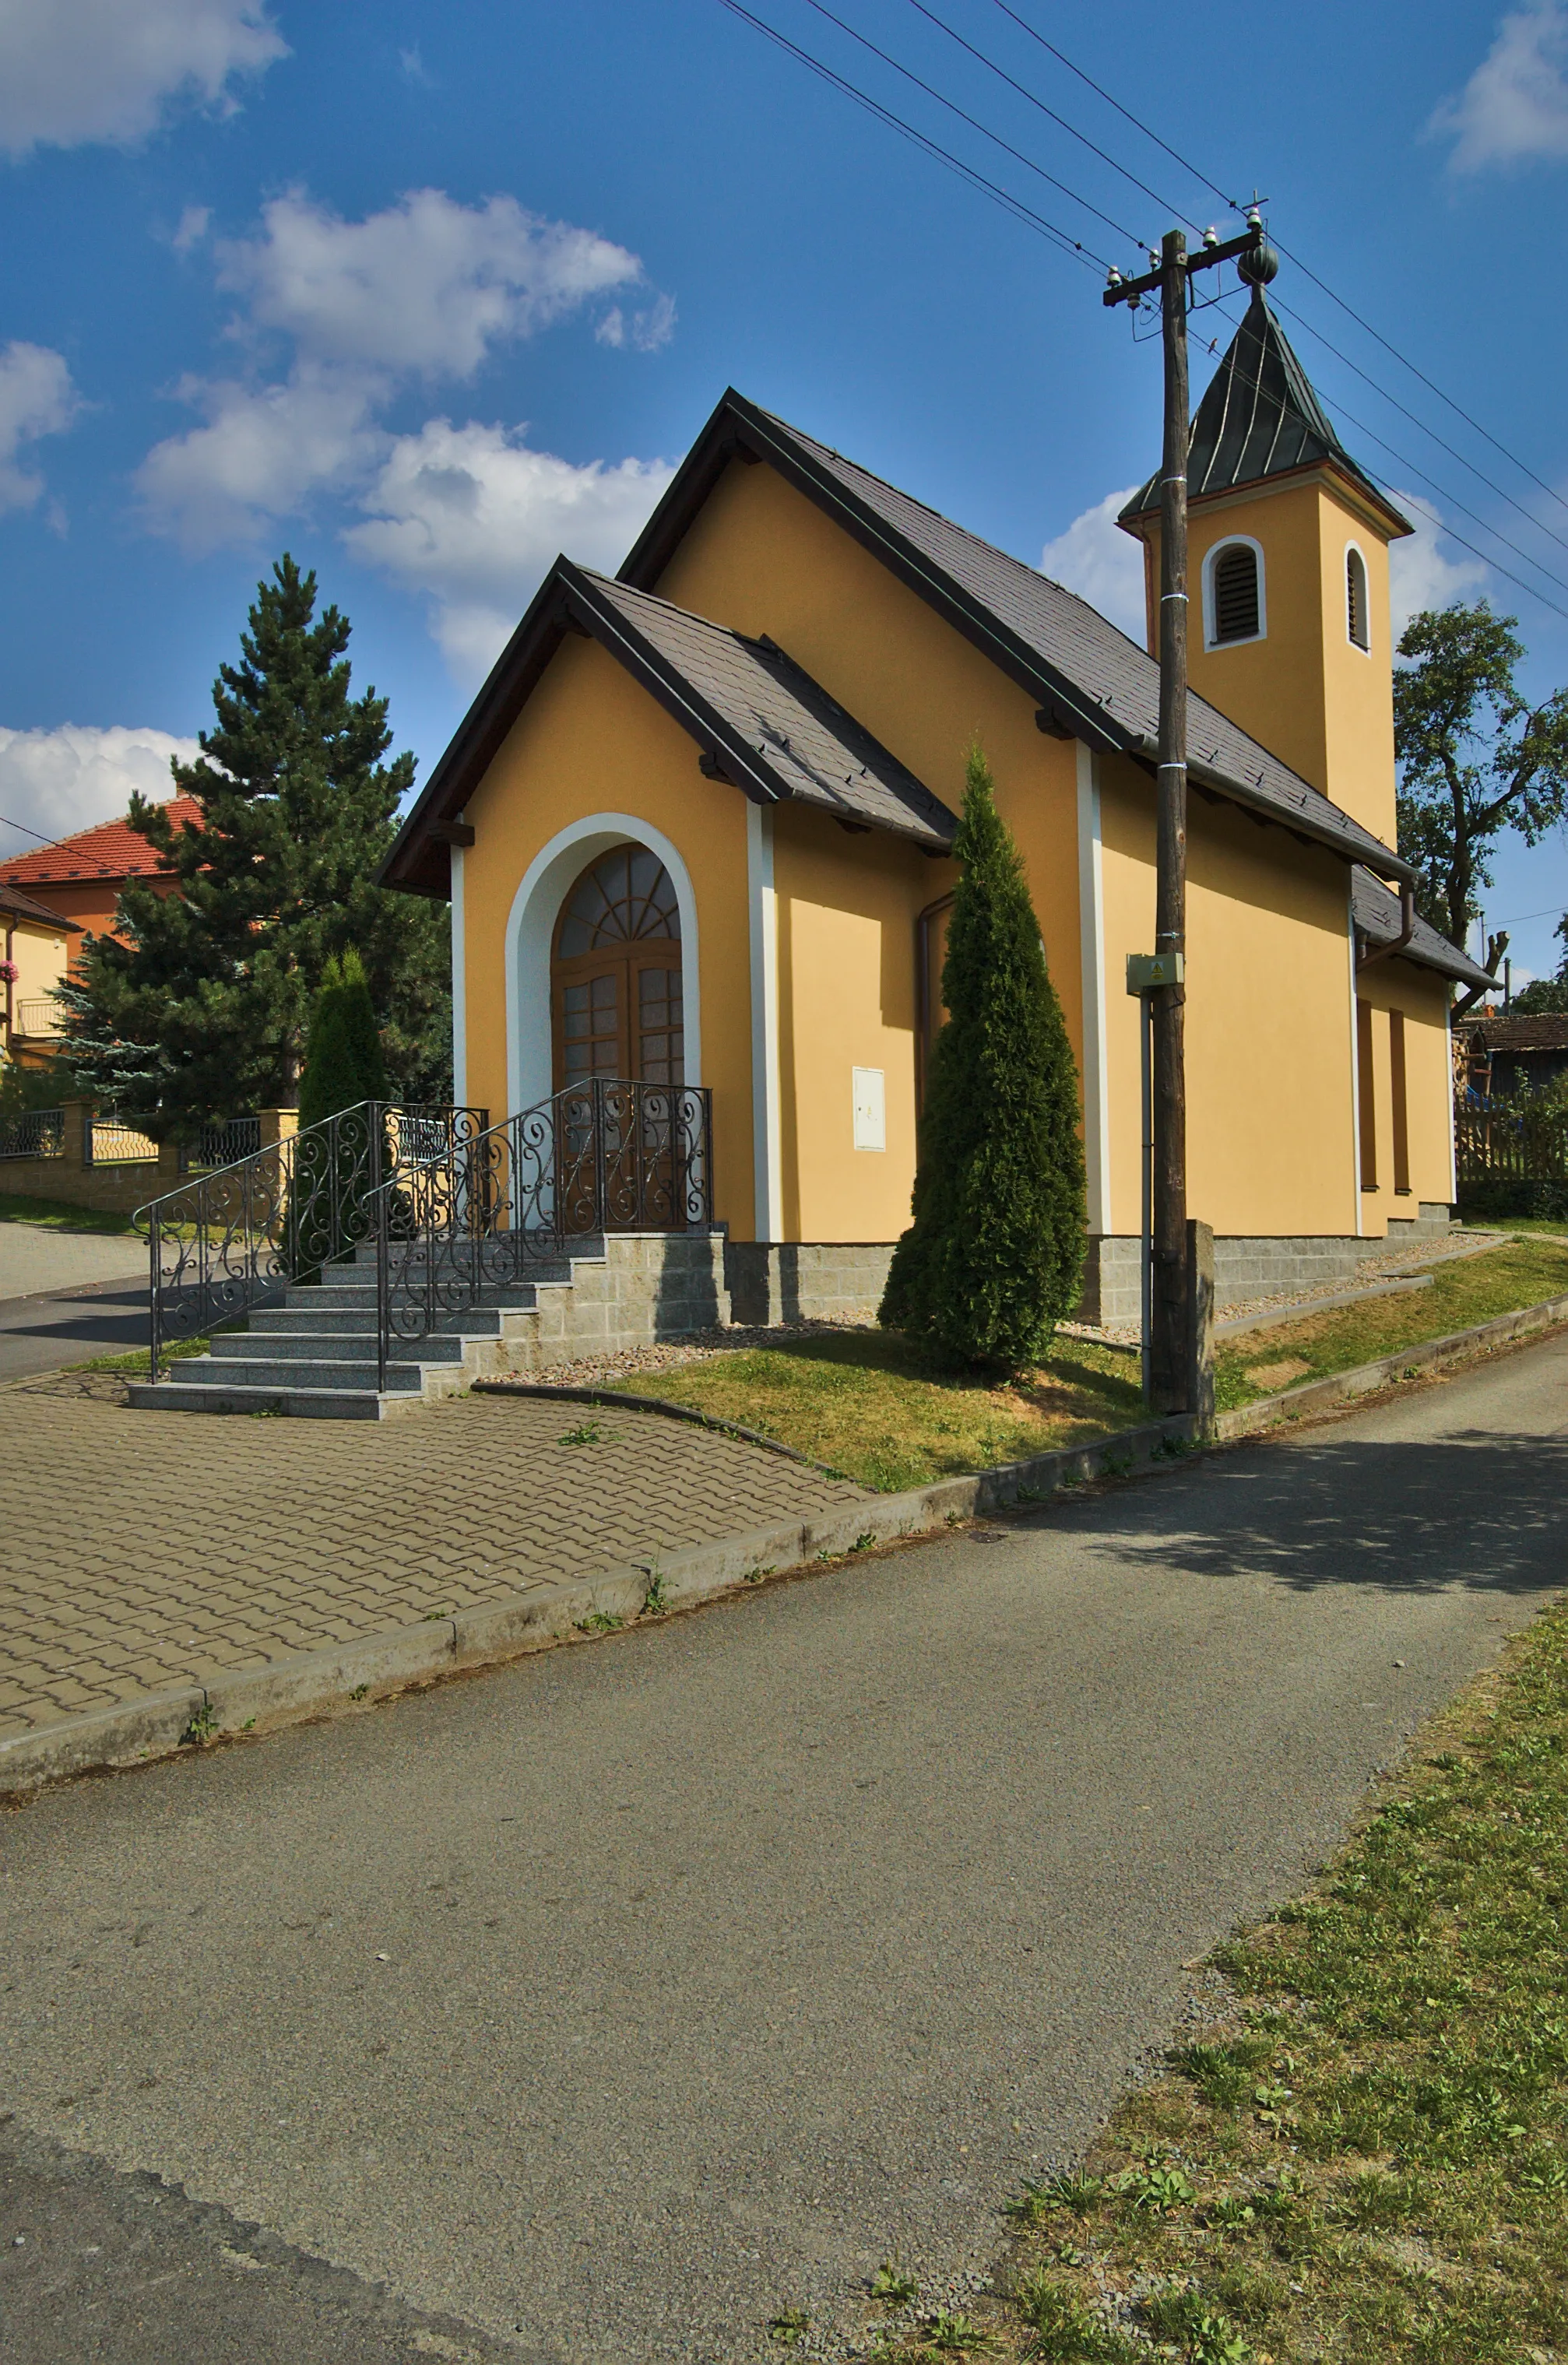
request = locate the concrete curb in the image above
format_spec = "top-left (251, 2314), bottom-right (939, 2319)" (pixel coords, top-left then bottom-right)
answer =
top-left (0, 1414), bottom-right (1194, 1797)
top-left (9, 1285), bottom-right (1565, 1800)
top-left (1215, 1288), bottom-right (1568, 1440)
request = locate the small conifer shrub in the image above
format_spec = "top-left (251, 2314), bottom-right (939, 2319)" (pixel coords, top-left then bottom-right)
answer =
top-left (881, 747), bottom-right (1085, 1370)
top-left (297, 948), bottom-right (388, 1129)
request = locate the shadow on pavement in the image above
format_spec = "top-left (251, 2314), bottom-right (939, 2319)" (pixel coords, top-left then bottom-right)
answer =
top-left (0, 1284), bottom-right (149, 1380)
top-left (1085, 1432), bottom-right (1568, 1598)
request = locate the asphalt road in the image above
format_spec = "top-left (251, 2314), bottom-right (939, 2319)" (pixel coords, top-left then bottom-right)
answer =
top-left (0, 1281), bottom-right (149, 1380)
top-left (2, 1335), bottom-right (1564, 2363)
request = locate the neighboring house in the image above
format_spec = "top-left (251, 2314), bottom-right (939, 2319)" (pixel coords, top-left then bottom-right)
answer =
top-left (1456, 1013), bottom-right (1568, 1102)
top-left (384, 286), bottom-right (1489, 1324)
top-left (1, 880), bottom-right (81, 1068)
top-left (0, 796), bottom-right (201, 979)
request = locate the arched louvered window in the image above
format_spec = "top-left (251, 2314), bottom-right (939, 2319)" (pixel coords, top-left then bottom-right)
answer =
top-left (1209, 540), bottom-right (1262, 645)
top-left (1346, 545), bottom-right (1370, 651)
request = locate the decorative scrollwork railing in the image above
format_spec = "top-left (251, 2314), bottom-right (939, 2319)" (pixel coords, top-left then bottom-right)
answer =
top-left (374, 1078), bottom-right (713, 1388)
top-left (136, 1101), bottom-right (488, 1379)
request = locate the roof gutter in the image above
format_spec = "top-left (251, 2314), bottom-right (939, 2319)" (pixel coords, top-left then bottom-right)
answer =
top-left (1356, 880), bottom-right (1416, 972)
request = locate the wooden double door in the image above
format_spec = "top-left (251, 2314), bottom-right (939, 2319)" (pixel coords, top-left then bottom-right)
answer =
top-left (551, 844), bottom-right (684, 1091)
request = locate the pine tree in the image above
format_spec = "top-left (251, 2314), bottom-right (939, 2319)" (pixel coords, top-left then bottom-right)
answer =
top-left (881, 747), bottom-right (1086, 1369)
top-left (297, 950), bottom-right (388, 1129)
top-left (58, 557), bottom-right (449, 1133)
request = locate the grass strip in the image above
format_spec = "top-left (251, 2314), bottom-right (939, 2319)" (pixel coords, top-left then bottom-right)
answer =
top-left (0, 1191), bottom-right (139, 1235)
top-left (613, 1327), bottom-right (1145, 1493)
top-left (1216, 1239), bottom-right (1568, 1412)
top-left (867, 1597), bottom-right (1568, 2365)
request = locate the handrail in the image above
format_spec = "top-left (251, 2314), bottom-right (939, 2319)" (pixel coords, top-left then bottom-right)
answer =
top-left (372, 1078), bottom-right (714, 1390)
top-left (135, 1100), bottom-right (488, 1380)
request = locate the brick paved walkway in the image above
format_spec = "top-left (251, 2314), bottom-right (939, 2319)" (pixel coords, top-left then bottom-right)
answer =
top-left (0, 1372), bottom-right (868, 1737)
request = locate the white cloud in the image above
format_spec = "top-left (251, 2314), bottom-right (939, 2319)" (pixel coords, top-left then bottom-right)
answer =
top-left (1388, 491), bottom-right (1489, 637)
top-left (134, 365), bottom-right (381, 553)
top-left (1430, 2), bottom-right (1568, 170)
top-left (0, 724), bottom-right (201, 848)
top-left (172, 203), bottom-right (211, 255)
top-left (216, 188), bottom-right (642, 378)
top-left (0, 342), bottom-right (79, 514)
top-left (345, 417), bottom-right (677, 680)
top-left (596, 293), bottom-right (678, 353)
top-left (1039, 486), bottom-right (1147, 643)
top-left (0, 0), bottom-right (286, 158)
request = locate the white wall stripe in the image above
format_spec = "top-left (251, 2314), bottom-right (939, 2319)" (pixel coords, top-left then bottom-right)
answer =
top-left (747, 801), bottom-right (782, 1242)
top-left (1075, 743), bottom-right (1112, 1235)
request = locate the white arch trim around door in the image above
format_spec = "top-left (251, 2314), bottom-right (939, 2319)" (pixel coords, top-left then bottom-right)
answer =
top-left (502, 812), bottom-right (703, 1120)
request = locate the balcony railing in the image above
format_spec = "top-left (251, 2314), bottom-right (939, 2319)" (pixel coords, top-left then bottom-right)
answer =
top-left (12, 997), bottom-right (62, 1038)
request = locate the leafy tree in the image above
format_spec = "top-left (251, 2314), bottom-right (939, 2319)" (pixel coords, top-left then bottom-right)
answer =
top-left (297, 949), bottom-right (388, 1128)
top-left (58, 556), bottom-right (448, 1133)
top-left (1511, 917), bottom-right (1568, 1014)
top-left (881, 747), bottom-right (1085, 1370)
top-left (1394, 604), bottom-right (1568, 981)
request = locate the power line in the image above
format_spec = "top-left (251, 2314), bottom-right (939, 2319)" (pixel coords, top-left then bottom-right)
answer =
top-left (1200, 300), bottom-right (1568, 624)
top-left (790, 0), bottom-right (1147, 249)
top-left (987, 0), bottom-right (1568, 525)
top-left (898, 0), bottom-right (1204, 237)
top-left (0, 811), bottom-right (54, 845)
top-left (712, 0), bottom-right (1110, 266)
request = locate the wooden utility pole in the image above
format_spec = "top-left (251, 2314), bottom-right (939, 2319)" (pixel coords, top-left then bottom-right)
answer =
top-left (1105, 216), bottom-right (1267, 1413)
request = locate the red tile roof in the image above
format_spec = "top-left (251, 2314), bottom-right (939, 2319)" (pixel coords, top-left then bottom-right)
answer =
top-left (0, 796), bottom-right (202, 887)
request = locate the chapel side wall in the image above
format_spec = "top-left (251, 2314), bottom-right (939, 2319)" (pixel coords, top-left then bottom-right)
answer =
top-left (458, 634), bottom-right (758, 1239)
top-left (649, 456), bottom-right (1086, 1083)
top-left (1354, 960), bottom-right (1456, 1224)
top-left (772, 802), bottom-right (937, 1243)
top-left (1097, 753), bottom-right (1361, 1239)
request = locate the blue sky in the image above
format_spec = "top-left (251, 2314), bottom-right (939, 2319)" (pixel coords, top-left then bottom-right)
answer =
top-left (2, 0), bottom-right (1566, 978)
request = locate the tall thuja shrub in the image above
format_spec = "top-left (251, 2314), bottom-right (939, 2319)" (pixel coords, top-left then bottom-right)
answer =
top-left (292, 951), bottom-right (389, 1268)
top-left (881, 748), bottom-right (1085, 1369)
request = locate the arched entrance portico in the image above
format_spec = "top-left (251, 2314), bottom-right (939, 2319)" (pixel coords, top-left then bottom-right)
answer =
top-left (551, 844), bottom-right (684, 1089)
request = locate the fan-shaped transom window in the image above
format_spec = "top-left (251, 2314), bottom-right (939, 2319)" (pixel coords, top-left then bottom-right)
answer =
top-left (557, 843), bottom-right (680, 957)
top-left (1346, 545), bottom-right (1369, 651)
top-left (1211, 541), bottom-right (1261, 645)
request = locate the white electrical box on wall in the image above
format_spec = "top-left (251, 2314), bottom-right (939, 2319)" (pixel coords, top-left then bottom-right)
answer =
top-left (852, 1066), bottom-right (886, 1151)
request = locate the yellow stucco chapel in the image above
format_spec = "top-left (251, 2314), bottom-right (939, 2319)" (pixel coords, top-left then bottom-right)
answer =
top-left (385, 287), bottom-right (1487, 1324)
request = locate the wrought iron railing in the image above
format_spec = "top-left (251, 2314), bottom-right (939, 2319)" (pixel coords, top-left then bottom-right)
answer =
top-left (1455, 1100), bottom-right (1568, 1186)
top-left (0, 1106), bottom-right (63, 1160)
top-left (374, 1078), bottom-right (713, 1387)
top-left (136, 1101), bottom-right (487, 1379)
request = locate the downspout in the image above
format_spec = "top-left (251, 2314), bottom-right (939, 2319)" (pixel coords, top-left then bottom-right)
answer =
top-left (1356, 882), bottom-right (1415, 973)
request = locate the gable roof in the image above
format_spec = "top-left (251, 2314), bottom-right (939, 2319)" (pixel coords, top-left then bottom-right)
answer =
top-left (0, 878), bottom-right (83, 931)
top-left (381, 559), bottom-right (955, 893)
top-left (1352, 870), bottom-right (1489, 989)
top-left (617, 389), bottom-right (1413, 889)
top-left (1120, 290), bottom-right (1411, 534)
top-left (0, 796), bottom-right (202, 887)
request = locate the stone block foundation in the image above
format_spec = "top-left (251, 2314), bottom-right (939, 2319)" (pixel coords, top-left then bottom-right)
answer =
top-left (1078, 1204), bottom-right (1454, 1328)
top-left (724, 1242), bottom-right (896, 1327)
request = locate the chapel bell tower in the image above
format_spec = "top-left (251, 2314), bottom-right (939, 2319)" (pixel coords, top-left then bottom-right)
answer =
top-left (1117, 258), bottom-right (1413, 849)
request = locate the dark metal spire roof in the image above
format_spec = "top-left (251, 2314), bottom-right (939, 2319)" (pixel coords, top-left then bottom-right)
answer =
top-left (1120, 289), bottom-right (1411, 533)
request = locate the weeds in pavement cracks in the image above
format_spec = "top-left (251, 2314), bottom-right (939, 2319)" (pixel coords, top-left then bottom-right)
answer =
top-left (867, 1594), bottom-right (1568, 2363)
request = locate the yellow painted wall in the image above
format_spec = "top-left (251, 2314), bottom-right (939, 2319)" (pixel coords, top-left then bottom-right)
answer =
top-left (1131, 472), bottom-right (1400, 847)
top-left (772, 801), bottom-right (937, 1241)
top-left (1353, 961), bottom-right (1455, 1224)
top-left (458, 633), bottom-right (758, 1237)
top-left (1098, 754), bottom-right (1362, 1238)
top-left (3, 915), bottom-right (70, 1065)
top-left (650, 456), bottom-right (1081, 1231)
